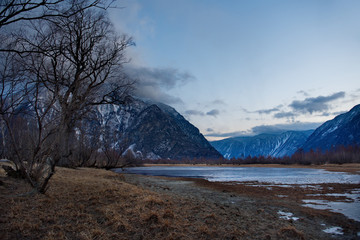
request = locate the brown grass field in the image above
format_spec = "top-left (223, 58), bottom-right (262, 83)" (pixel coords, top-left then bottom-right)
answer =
top-left (1, 163), bottom-right (359, 239)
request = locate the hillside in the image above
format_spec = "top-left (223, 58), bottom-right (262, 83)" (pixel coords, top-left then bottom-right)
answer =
top-left (211, 130), bottom-right (313, 159)
top-left (301, 104), bottom-right (360, 152)
top-left (90, 97), bottom-right (221, 160)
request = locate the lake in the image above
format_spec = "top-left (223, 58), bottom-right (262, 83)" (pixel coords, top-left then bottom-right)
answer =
top-left (115, 166), bottom-right (360, 185)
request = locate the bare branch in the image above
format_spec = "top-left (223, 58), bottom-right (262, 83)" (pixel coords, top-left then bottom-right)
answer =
top-left (0, 0), bottom-right (112, 28)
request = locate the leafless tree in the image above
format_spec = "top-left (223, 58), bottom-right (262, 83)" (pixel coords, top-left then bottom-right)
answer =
top-left (0, 0), bottom-right (112, 29)
top-left (0, 0), bottom-right (116, 151)
top-left (3, 3), bottom-right (134, 193)
top-left (67, 116), bottom-right (102, 167)
top-left (0, 48), bottom-right (31, 159)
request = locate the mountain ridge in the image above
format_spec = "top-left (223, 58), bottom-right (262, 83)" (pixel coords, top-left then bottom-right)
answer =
top-left (90, 97), bottom-right (222, 160)
top-left (211, 130), bottom-right (314, 159)
top-left (301, 104), bottom-right (360, 152)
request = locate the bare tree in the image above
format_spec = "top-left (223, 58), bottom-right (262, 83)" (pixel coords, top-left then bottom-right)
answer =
top-left (3, 3), bottom-right (134, 193)
top-left (0, 0), bottom-right (112, 29)
top-left (0, 48), bottom-right (31, 159)
top-left (0, 0), bottom-right (116, 151)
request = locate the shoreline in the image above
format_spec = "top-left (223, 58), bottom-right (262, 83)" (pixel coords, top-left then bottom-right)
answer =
top-left (142, 163), bottom-right (360, 174)
top-left (1, 164), bottom-right (360, 239)
top-left (123, 172), bottom-right (360, 239)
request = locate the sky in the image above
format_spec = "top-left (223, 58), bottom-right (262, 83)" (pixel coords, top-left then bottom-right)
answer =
top-left (109, 0), bottom-right (360, 141)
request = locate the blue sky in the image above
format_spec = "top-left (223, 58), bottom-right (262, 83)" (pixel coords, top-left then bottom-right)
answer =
top-left (110, 0), bottom-right (360, 140)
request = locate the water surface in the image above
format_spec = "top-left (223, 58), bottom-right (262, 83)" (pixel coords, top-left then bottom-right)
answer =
top-left (114, 166), bottom-right (360, 221)
top-left (115, 166), bottom-right (360, 184)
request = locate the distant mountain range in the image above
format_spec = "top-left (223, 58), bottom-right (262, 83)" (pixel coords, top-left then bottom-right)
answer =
top-left (211, 104), bottom-right (360, 159)
top-left (211, 130), bottom-right (314, 159)
top-left (9, 92), bottom-right (359, 161)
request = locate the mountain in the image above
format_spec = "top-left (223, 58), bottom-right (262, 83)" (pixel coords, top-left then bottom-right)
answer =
top-left (301, 104), bottom-right (360, 152)
top-left (90, 97), bottom-right (221, 160)
top-left (211, 130), bottom-right (314, 159)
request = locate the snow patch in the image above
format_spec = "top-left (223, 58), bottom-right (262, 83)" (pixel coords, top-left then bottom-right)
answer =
top-left (277, 211), bottom-right (299, 221)
top-left (122, 144), bottom-right (142, 159)
top-left (146, 152), bottom-right (161, 160)
top-left (323, 226), bottom-right (343, 235)
top-left (321, 126), bottom-right (338, 137)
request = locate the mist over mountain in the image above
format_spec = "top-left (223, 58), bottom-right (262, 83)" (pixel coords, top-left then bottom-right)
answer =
top-left (211, 130), bottom-right (314, 159)
top-left (301, 104), bottom-right (360, 152)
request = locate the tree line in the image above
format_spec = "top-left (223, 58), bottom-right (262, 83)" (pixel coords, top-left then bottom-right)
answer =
top-left (143, 144), bottom-right (360, 165)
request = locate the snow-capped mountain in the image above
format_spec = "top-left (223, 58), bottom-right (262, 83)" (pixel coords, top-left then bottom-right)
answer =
top-left (211, 130), bottom-right (314, 159)
top-left (86, 96), bottom-right (221, 160)
top-left (301, 104), bottom-right (360, 152)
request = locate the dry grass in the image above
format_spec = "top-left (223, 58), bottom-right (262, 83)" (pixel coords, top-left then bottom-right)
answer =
top-left (2, 163), bottom-right (355, 239)
top-left (0, 166), bottom-right (267, 240)
top-left (277, 226), bottom-right (305, 240)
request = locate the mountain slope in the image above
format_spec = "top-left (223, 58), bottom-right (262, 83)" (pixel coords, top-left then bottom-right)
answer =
top-left (211, 130), bottom-right (314, 159)
top-left (301, 104), bottom-right (360, 152)
top-left (91, 97), bottom-right (221, 160)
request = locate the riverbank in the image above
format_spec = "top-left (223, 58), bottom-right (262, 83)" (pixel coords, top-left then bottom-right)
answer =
top-left (1, 164), bottom-right (359, 239)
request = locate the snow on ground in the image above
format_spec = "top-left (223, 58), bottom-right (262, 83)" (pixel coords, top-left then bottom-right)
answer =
top-left (323, 226), bottom-right (343, 235)
top-left (277, 211), bottom-right (299, 221)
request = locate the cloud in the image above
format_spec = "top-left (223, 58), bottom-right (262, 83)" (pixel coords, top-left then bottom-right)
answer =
top-left (251, 125), bottom-right (285, 134)
top-left (251, 122), bottom-right (323, 134)
top-left (124, 65), bottom-right (195, 105)
top-left (240, 107), bottom-right (252, 114)
top-left (274, 111), bottom-right (297, 119)
top-left (321, 111), bottom-right (346, 117)
top-left (211, 99), bottom-right (226, 105)
top-left (184, 110), bottom-right (204, 116)
top-left (205, 131), bottom-right (250, 138)
top-left (257, 107), bottom-right (280, 115)
top-left (242, 105), bottom-right (283, 115)
top-left (289, 91), bottom-right (345, 114)
top-left (206, 109), bottom-right (220, 117)
top-left (206, 128), bottom-right (214, 132)
top-left (297, 90), bottom-right (310, 97)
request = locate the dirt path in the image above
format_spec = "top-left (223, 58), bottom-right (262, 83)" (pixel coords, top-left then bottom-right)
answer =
top-left (123, 173), bottom-right (360, 239)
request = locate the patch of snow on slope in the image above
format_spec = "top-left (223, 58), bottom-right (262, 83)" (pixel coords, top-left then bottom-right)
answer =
top-left (321, 125), bottom-right (338, 137)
